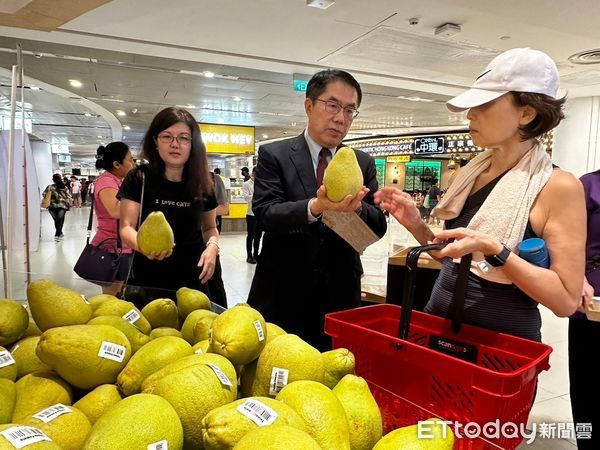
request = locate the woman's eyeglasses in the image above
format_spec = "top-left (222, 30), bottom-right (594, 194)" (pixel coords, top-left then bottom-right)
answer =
top-left (156, 133), bottom-right (193, 145)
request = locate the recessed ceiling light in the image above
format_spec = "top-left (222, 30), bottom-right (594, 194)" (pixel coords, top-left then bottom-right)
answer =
top-left (218, 118), bottom-right (225, 123)
top-left (123, 125), bottom-right (131, 130)
top-left (262, 134), bottom-right (269, 139)
top-left (186, 104), bottom-right (196, 109)
top-left (232, 96), bottom-right (242, 102)
top-left (116, 110), bottom-right (126, 116)
top-left (30, 86), bottom-right (40, 91)
top-left (69, 79), bottom-right (82, 88)
top-left (97, 135), bottom-right (102, 138)
top-left (203, 71), bottom-right (215, 78)
top-left (84, 113), bottom-right (92, 117)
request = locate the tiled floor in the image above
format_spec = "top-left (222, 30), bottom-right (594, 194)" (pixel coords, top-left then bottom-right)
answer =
top-left (0, 207), bottom-right (578, 448)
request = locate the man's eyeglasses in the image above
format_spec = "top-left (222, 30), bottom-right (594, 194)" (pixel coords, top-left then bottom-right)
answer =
top-left (156, 133), bottom-right (193, 145)
top-left (315, 98), bottom-right (359, 120)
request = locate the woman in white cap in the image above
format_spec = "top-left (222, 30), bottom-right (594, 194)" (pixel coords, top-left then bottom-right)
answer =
top-left (375, 48), bottom-right (586, 342)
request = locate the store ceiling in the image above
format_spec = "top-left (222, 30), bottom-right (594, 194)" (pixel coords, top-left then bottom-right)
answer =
top-left (0, 0), bottom-right (599, 157)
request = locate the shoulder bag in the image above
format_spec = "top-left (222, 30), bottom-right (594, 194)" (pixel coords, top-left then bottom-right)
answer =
top-left (73, 194), bottom-right (122, 285)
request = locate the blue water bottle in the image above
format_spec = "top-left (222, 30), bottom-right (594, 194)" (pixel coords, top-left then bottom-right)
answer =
top-left (518, 238), bottom-right (550, 268)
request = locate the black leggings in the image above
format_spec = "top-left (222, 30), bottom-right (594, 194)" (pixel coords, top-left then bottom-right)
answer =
top-left (48, 207), bottom-right (67, 236)
top-left (569, 318), bottom-right (600, 449)
top-left (245, 215), bottom-right (263, 259)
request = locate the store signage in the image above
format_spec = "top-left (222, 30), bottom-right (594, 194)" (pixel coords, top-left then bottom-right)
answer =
top-left (360, 142), bottom-right (412, 153)
top-left (414, 136), bottom-right (445, 154)
top-left (387, 155), bottom-right (411, 163)
top-left (199, 123), bottom-right (255, 155)
top-left (51, 144), bottom-right (70, 154)
top-left (293, 80), bottom-right (308, 92)
top-left (447, 138), bottom-right (474, 149)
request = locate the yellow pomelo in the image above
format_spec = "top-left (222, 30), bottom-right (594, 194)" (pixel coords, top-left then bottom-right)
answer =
top-left (0, 379), bottom-right (16, 424)
top-left (87, 315), bottom-right (151, 354)
top-left (23, 315), bottom-right (42, 338)
top-left (176, 287), bottom-right (211, 319)
top-left (26, 280), bottom-right (92, 331)
top-left (181, 309), bottom-right (217, 344)
top-left (146, 363), bottom-right (237, 449)
top-left (142, 353), bottom-right (237, 398)
top-left (82, 393), bottom-right (183, 450)
top-left (36, 324), bottom-right (131, 390)
top-left (252, 334), bottom-right (323, 397)
top-left (87, 294), bottom-right (119, 312)
top-left (141, 298), bottom-right (179, 329)
top-left (323, 146), bottom-right (363, 202)
top-left (151, 327), bottom-right (182, 339)
top-left (91, 299), bottom-right (151, 334)
top-left (10, 337), bottom-right (49, 379)
top-left (322, 348), bottom-right (355, 389)
top-left (0, 299), bottom-right (28, 346)
top-left (373, 418), bottom-right (454, 450)
top-left (117, 336), bottom-right (192, 396)
top-left (210, 304), bottom-right (267, 366)
top-left (233, 425), bottom-right (321, 450)
top-left (22, 405), bottom-right (91, 450)
top-left (276, 380), bottom-right (350, 450)
top-left (239, 325), bottom-right (286, 397)
top-left (0, 423), bottom-right (61, 449)
top-left (12, 371), bottom-right (72, 422)
top-left (137, 211), bottom-right (174, 255)
top-left (332, 374), bottom-right (382, 450)
top-left (0, 347), bottom-right (16, 381)
top-left (201, 396), bottom-right (306, 449)
top-left (73, 384), bottom-right (122, 424)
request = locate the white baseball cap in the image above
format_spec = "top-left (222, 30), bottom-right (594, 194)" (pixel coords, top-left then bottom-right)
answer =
top-left (447, 47), bottom-right (560, 112)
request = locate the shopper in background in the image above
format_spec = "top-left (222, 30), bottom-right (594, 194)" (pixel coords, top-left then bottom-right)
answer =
top-left (243, 167), bottom-right (262, 264)
top-left (427, 179), bottom-right (441, 226)
top-left (241, 166), bottom-right (250, 182)
top-left (91, 142), bottom-right (136, 295)
top-left (376, 48), bottom-right (586, 341)
top-left (43, 174), bottom-right (72, 242)
top-left (569, 168), bottom-right (600, 450)
top-left (70, 176), bottom-right (82, 208)
top-left (80, 179), bottom-right (88, 205)
top-left (207, 168), bottom-right (229, 308)
top-left (119, 107), bottom-right (220, 308)
top-left (248, 69), bottom-right (387, 350)
top-left (212, 168), bottom-right (229, 233)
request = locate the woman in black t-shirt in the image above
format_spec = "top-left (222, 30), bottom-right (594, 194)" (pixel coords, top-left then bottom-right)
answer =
top-left (118, 107), bottom-right (220, 308)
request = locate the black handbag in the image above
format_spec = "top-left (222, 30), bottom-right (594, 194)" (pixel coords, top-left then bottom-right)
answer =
top-left (73, 195), bottom-right (122, 285)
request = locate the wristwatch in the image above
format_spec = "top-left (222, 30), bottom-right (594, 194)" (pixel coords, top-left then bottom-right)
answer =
top-left (485, 244), bottom-right (512, 267)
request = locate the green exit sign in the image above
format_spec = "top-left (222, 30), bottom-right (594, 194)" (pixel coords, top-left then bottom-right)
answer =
top-left (294, 80), bottom-right (308, 92)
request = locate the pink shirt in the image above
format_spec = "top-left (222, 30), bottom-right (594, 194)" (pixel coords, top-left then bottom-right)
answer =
top-left (91, 171), bottom-right (132, 253)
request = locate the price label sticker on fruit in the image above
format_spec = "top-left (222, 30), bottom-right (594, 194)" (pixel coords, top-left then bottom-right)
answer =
top-left (322, 211), bottom-right (380, 253)
top-left (98, 341), bottom-right (126, 363)
top-left (147, 440), bottom-right (168, 450)
top-left (269, 367), bottom-right (289, 396)
top-left (207, 363), bottom-right (232, 387)
top-left (33, 404), bottom-right (72, 423)
top-left (253, 320), bottom-right (265, 342)
top-left (122, 309), bottom-right (141, 324)
top-left (0, 426), bottom-right (52, 449)
top-left (0, 350), bottom-right (16, 368)
top-left (236, 399), bottom-right (278, 427)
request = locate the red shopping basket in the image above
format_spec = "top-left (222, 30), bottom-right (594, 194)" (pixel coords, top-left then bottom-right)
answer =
top-left (325, 245), bottom-right (552, 450)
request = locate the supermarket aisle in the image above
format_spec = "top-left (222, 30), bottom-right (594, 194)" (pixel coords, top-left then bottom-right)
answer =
top-left (10, 207), bottom-right (578, 447)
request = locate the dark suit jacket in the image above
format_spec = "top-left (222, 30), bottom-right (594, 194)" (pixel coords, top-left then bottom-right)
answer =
top-left (247, 133), bottom-right (387, 349)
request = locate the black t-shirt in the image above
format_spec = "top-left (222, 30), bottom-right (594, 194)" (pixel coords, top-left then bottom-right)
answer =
top-left (428, 185), bottom-right (441, 202)
top-left (117, 167), bottom-right (217, 291)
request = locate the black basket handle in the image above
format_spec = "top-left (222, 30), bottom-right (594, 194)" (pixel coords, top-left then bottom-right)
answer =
top-left (399, 243), bottom-right (447, 340)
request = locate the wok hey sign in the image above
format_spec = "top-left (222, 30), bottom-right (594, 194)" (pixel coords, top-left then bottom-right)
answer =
top-left (199, 123), bottom-right (255, 154)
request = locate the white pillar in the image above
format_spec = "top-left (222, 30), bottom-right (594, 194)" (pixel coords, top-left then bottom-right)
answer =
top-left (552, 96), bottom-right (600, 177)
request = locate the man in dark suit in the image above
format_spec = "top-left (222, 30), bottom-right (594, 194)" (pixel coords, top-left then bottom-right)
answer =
top-left (248, 69), bottom-right (387, 350)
